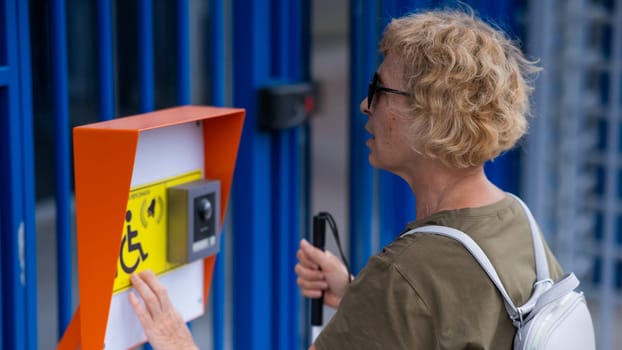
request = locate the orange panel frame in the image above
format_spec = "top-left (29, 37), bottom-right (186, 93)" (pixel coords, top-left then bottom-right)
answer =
top-left (58, 106), bottom-right (245, 350)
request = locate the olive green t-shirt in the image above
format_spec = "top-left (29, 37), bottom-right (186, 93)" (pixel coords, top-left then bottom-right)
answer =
top-left (315, 194), bottom-right (562, 350)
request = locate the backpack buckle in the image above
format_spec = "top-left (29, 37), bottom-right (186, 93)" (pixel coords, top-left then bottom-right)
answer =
top-left (534, 278), bottom-right (553, 288)
top-left (511, 308), bottom-right (524, 328)
top-left (511, 309), bottom-right (525, 341)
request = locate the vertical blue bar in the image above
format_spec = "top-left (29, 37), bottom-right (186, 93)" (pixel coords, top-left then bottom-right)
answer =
top-left (383, 0), bottom-right (416, 21)
top-left (478, 0), bottom-right (520, 194)
top-left (50, 0), bottom-right (72, 337)
top-left (1, 85), bottom-right (26, 350)
top-left (141, 5), bottom-right (155, 347)
top-left (16, 0), bottom-right (37, 348)
top-left (288, 2), bottom-right (304, 347)
top-left (272, 1), bottom-right (286, 349)
top-left (272, 131), bottom-right (292, 350)
top-left (475, 0), bottom-right (510, 24)
top-left (0, 0), bottom-right (7, 346)
top-left (232, 0), bottom-right (272, 348)
top-left (209, 0), bottom-right (226, 349)
top-left (176, 0), bottom-right (190, 105)
top-left (97, 0), bottom-right (114, 121)
top-left (138, 0), bottom-right (154, 112)
top-left (210, 0), bottom-right (225, 106)
top-left (0, 211), bottom-right (2, 350)
top-left (2, 0), bottom-right (26, 347)
top-left (299, 0), bottom-right (312, 346)
top-left (349, 0), bottom-right (378, 273)
top-left (272, 0), bottom-right (303, 349)
top-left (287, 129), bottom-right (303, 350)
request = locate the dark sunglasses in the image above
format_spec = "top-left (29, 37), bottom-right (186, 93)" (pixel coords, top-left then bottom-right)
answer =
top-left (367, 72), bottom-right (410, 109)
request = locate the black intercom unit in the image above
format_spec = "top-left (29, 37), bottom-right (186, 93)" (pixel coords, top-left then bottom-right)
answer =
top-left (167, 179), bottom-right (220, 263)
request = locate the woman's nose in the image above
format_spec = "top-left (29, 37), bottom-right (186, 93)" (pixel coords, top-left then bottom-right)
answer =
top-left (360, 98), bottom-right (370, 115)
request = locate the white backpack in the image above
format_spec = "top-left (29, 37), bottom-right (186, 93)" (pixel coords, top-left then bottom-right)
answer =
top-left (402, 195), bottom-right (596, 350)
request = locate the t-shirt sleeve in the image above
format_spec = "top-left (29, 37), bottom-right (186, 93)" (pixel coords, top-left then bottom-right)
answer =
top-left (314, 254), bottom-right (437, 350)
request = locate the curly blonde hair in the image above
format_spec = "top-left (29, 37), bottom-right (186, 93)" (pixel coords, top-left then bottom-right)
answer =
top-left (380, 10), bottom-right (540, 168)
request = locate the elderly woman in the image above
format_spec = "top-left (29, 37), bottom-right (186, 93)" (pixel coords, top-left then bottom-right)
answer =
top-left (128, 8), bottom-right (564, 350)
top-left (295, 9), bottom-right (562, 350)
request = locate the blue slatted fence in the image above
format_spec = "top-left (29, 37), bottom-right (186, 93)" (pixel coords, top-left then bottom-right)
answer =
top-left (232, 0), bottom-right (309, 349)
top-left (97, 0), bottom-right (115, 121)
top-left (42, 1), bottom-right (310, 348)
top-left (50, 0), bottom-right (73, 339)
top-left (209, 0), bottom-right (227, 348)
top-left (349, 0), bottom-right (380, 274)
top-left (0, 0), bottom-right (37, 349)
top-left (138, 0), bottom-right (154, 113)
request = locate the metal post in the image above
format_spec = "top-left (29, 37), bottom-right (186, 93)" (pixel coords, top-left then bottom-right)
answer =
top-left (0, 209), bottom-right (2, 350)
top-left (138, 0), bottom-right (154, 112)
top-left (177, 0), bottom-right (190, 105)
top-left (232, 0), bottom-right (272, 348)
top-left (349, 0), bottom-right (378, 273)
top-left (209, 0), bottom-right (226, 348)
top-left (16, 0), bottom-right (37, 347)
top-left (97, 0), bottom-right (115, 121)
top-left (1, 0), bottom-right (26, 347)
top-left (0, 87), bottom-right (25, 349)
top-left (50, 0), bottom-right (72, 337)
top-left (210, 0), bottom-right (226, 106)
top-left (271, 1), bottom-right (306, 349)
top-left (272, 131), bottom-right (293, 349)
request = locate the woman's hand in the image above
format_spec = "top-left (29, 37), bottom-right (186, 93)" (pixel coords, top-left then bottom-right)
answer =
top-left (295, 239), bottom-right (350, 308)
top-left (128, 270), bottom-right (199, 350)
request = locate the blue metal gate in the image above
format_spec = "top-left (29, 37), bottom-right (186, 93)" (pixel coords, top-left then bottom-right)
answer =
top-left (1, 0), bottom-right (311, 349)
top-left (4, 0), bottom-right (621, 349)
top-left (0, 0), bottom-right (37, 349)
top-left (230, 0), bottom-right (310, 349)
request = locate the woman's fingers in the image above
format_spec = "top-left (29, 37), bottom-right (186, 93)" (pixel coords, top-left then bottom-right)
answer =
top-left (299, 239), bottom-right (326, 267)
top-left (296, 249), bottom-right (319, 270)
top-left (299, 288), bottom-right (323, 299)
top-left (129, 291), bottom-right (153, 328)
top-left (294, 263), bottom-right (325, 282)
top-left (130, 270), bottom-right (161, 318)
top-left (297, 277), bottom-right (328, 291)
top-left (137, 269), bottom-right (172, 314)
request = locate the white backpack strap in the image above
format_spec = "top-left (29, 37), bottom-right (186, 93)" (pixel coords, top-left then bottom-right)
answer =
top-left (508, 194), bottom-right (554, 315)
top-left (508, 194), bottom-right (549, 282)
top-left (402, 225), bottom-right (520, 320)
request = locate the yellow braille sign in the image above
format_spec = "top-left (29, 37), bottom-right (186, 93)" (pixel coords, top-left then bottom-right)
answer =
top-left (113, 170), bottom-right (202, 293)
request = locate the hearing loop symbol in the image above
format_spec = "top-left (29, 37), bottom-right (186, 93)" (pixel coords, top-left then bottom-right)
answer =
top-left (119, 210), bottom-right (149, 274)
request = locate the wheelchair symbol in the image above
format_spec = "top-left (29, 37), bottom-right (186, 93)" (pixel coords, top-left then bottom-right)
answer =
top-left (119, 210), bottom-right (149, 274)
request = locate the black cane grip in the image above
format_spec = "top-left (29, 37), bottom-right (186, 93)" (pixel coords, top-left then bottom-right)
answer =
top-left (311, 215), bottom-right (326, 326)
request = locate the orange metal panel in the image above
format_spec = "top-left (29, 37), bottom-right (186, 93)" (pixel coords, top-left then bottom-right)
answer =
top-left (59, 105), bottom-right (245, 349)
top-left (57, 309), bottom-right (80, 349)
top-left (73, 128), bottom-right (139, 350)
